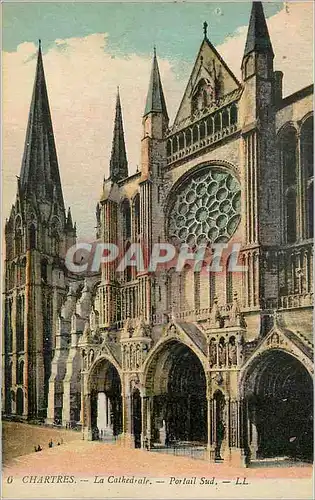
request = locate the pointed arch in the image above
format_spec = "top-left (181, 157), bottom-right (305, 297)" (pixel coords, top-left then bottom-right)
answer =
top-left (300, 115), bottom-right (314, 238)
top-left (16, 295), bottom-right (25, 352)
top-left (87, 356), bottom-right (123, 440)
top-left (230, 103), bottom-right (238, 125)
top-left (199, 121), bottom-right (206, 140)
top-left (166, 139), bottom-right (172, 157)
top-left (239, 347), bottom-right (313, 461)
top-left (178, 131), bottom-right (185, 150)
top-left (28, 224), bottom-right (36, 250)
top-left (17, 360), bottom-right (24, 385)
top-left (214, 113), bottom-right (221, 133)
top-left (133, 193), bottom-right (140, 240)
top-left (222, 108), bottom-right (229, 129)
top-left (20, 257), bottom-right (26, 284)
top-left (10, 262), bottom-right (16, 288)
top-left (185, 128), bottom-right (192, 147)
top-left (279, 125), bottom-right (298, 243)
top-left (5, 299), bottom-right (13, 352)
top-left (192, 124), bottom-right (199, 143)
top-left (14, 216), bottom-right (23, 255)
top-left (142, 336), bottom-right (207, 444)
top-left (121, 198), bottom-right (131, 240)
top-left (301, 114), bottom-right (314, 180)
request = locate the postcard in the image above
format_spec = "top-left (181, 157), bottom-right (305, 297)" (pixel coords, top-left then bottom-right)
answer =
top-left (2, 1), bottom-right (313, 499)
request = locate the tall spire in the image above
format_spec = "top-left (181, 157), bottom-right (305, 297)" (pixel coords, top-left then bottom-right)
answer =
top-left (144, 49), bottom-right (168, 120)
top-left (20, 40), bottom-right (65, 208)
top-left (244, 1), bottom-right (274, 57)
top-left (109, 87), bottom-right (128, 182)
top-left (65, 206), bottom-right (74, 231)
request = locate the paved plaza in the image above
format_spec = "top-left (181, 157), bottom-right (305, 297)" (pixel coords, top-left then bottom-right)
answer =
top-left (3, 423), bottom-right (312, 479)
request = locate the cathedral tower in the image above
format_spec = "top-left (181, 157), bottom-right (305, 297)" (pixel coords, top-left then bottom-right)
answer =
top-left (239, 1), bottom-right (280, 307)
top-left (99, 88), bottom-right (128, 328)
top-left (3, 41), bottom-right (76, 419)
top-left (140, 49), bottom-right (169, 321)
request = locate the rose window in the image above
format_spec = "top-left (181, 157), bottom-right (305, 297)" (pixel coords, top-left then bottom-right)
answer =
top-left (168, 167), bottom-right (241, 246)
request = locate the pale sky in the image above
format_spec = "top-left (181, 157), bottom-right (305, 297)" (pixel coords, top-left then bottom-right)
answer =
top-left (2, 2), bottom-right (314, 239)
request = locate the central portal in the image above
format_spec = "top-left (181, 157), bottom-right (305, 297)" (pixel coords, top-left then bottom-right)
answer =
top-left (148, 340), bottom-right (207, 447)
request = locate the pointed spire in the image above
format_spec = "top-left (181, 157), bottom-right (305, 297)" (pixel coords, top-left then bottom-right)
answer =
top-left (244, 1), bottom-right (274, 57)
top-left (20, 40), bottom-right (65, 208)
top-left (144, 48), bottom-right (168, 120)
top-left (65, 207), bottom-right (73, 230)
top-left (109, 87), bottom-right (128, 183)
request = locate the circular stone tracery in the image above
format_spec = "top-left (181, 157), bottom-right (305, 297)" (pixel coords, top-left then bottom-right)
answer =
top-left (168, 166), bottom-right (241, 245)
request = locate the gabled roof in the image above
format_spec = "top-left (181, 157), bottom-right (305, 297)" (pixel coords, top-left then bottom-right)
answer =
top-left (172, 36), bottom-right (240, 129)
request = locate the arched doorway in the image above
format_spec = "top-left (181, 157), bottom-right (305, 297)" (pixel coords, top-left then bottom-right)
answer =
top-left (145, 340), bottom-right (207, 447)
top-left (90, 360), bottom-right (123, 441)
top-left (243, 349), bottom-right (313, 462)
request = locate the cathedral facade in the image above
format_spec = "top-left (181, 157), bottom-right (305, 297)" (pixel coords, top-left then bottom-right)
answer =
top-left (3, 2), bottom-right (313, 465)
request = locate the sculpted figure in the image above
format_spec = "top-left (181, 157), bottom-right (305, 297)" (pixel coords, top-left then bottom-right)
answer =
top-left (209, 338), bottom-right (217, 367)
top-left (229, 337), bottom-right (237, 366)
top-left (89, 349), bottom-right (94, 365)
top-left (218, 338), bottom-right (226, 367)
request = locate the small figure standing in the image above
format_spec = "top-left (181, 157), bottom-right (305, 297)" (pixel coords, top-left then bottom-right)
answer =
top-left (144, 437), bottom-right (149, 450)
top-left (48, 439), bottom-right (53, 448)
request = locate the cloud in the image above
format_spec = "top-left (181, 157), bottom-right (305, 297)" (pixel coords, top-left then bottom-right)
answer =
top-left (2, 2), bottom-right (313, 240)
top-left (3, 34), bottom-right (183, 239)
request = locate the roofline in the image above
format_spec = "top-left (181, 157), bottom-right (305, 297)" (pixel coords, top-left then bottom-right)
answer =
top-left (278, 84), bottom-right (313, 109)
top-left (117, 170), bottom-right (141, 186)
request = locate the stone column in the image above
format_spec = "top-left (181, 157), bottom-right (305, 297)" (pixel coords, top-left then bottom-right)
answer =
top-left (122, 394), bottom-right (133, 448)
top-left (82, 393), bottom-right (92, 440)
top-left (206, 397), bottom-right (215, 461)
top-left (141, 395), bottom-right (147, 449)
top-left (224, 399), bottom-right (247, 467)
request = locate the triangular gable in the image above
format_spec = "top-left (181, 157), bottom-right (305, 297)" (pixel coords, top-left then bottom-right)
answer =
top-left (241, 326), bottom-right (313, 376)
top-left (172, 38), bottom-right (240, 129)
top-left (157, 321), bottom-right (208, 364)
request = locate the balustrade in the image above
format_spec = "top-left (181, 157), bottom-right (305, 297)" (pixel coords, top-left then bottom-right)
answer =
top-left (262, 292), bottom-right (313, 310)
top-left (166, 101), bottom-right (239, 165)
